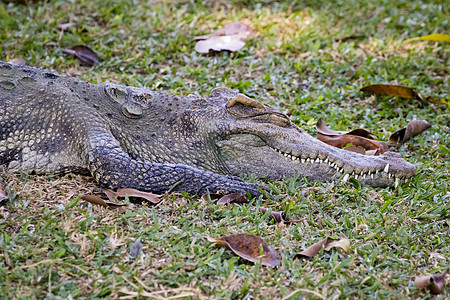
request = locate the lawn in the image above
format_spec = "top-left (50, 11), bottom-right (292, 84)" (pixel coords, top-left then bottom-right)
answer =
top-left (0, 0), bottom-right (449, 298)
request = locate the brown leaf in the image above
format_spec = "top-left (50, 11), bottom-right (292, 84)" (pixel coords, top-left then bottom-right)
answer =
top-left (317, 133), bottom-right (389, 154)
top-left (105, 188), bottom-right (161, 204)
top-left (345, 145), bottom-right (366, 155)
top-left (195, 21), bottom-right (253, 40)
top-left (200, 192), bottom-right (222, 202)
top-left (217, 192), bottom-right (249, 205)
top-left (259, 207), bottom-right (301, 224)
top-left (296, 236), bottom-right (350, 259)
top-left (415, 269), bottom-right (448, 295)
top-left (365, 149), bottom-right (381, 156)
top-left (361, 84), bottom-right (420, 99)
top-left (63, 45), bottom-right (103, 66)
top-left (207, 233), bottom-right (281, 267)
top-left (195, 35), bottom-right (246, 53)
top-left (194, 21), bottom-right (252, 53)
top-left (389, 119), bottom-right (431, 147)
top-left (8, 58), bottom-right (26, 66)
top-left (81, 194), bottom-right (128, 211)
top-left (56, 22), bottom-right (81, 32)
top-left (316, 118), bottom-right (378, 139)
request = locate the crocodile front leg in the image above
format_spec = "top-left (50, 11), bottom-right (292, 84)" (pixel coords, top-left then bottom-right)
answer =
top-left (86, 131), bottom-right (268, 198)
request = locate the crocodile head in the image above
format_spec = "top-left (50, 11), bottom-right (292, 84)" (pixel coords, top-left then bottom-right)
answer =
top-left (208, 88), bottom-right (416, 187)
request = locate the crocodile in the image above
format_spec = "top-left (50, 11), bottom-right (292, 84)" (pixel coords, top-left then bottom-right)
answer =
top-left (0, 61), bottom-right (416, 197)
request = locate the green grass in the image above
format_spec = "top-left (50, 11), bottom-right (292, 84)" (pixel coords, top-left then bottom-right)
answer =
top-left (0, 0), bottom-right (449, 298)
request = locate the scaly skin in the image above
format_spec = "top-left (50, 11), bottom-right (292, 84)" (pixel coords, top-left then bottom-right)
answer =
top-left (0, 62), bottom-right (416, 197)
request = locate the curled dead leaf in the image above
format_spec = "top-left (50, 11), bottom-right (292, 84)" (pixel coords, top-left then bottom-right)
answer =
top-left (317, 133), bottom-right (388, 154)
top-left (296, 235), bottom-right (350, 259)
top-left (81, 194), bottom-right (128, 211)
top-left (217, 192), bottom-right (248, 205)
top-left (200, 192), bottom-right (222, 202)
top-left (361, 84), bottom-right (420, 99)
top-left (8, 58), bottom-right (26, 66)
top-left (389, 119), bottom-right (431, 148)
top-left (195, 36), bottom-right (246, 53)
top-left (207, 233), bottom-right (281, 267)
top-left (316, 118), bottom-right (378, 139)
top-left (415, 269), bottom-right (448, 295)
top-left (56, 22), bottom-right (81, 32)
top-left (345, 145), bottom-right (366, 155)
top-left (105, 188), bottom-right (161, 204)
top-left (195, 21), bottom-right (253, 40)
top-left (194, 21), bottom-right (252, 53)
top-left (63, 45), bottom-right (103, 66)
top-left (259, 207), bottom-right (301, 224)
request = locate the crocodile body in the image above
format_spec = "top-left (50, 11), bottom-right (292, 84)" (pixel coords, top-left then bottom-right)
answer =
top-left (0, 61), bottom-right (416, 197)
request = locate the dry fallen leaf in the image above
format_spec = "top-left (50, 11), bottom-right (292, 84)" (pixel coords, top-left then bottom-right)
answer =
top-left (63, 45), bottom-right (103, 66)
top-left (194, 21), bottom-right (252, 53)
top-left (259, 207), bottom-right (301, 224)
top-left (8, 58), bottom-right (26, 66)
top-left (316, 119), bottom-right (388, 154)
top-left (296, 235), bottom-right (350, 259)
top-left (207, 233), bottom-right (281, 267)
top-left (56, 22), bottom-right (81, 32)
top-left (317, 133), bottom-right (389, 154)
top-left (105, 188), bottom-right (161, 204)
top-left (217, 192), bottom-right (249, 205)
top-left (405, 34), bottom-right (450, 43)
top-left (415, 269), bottom-right (448, 295)
top-left (389, 119), bottom-right (431, 148)
top-left (361, 84), bottom-right (420, 99)
top-left (195, 21), bottom-right (253, 40)
top-left (200, 192), bottom-right (222, 202)
top-left (81, 194), bottom-right (128, 211)
top-left (316, 118), bottom-right (378, 139)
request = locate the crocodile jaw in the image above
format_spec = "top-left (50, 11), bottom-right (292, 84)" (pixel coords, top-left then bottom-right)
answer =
top-left (216, 126), bottom-right (416, 188)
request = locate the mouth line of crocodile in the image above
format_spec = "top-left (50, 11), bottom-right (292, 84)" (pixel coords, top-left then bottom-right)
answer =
top-left (271, 147), bottom-right (409, 187)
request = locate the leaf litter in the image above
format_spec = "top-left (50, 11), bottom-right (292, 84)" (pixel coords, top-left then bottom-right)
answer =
top-left (317, 118), bottom-right (431, 154)
top-left (361, 84), bottom-right (448, 106)
top-left (81, 188), bottom-right (161, 212)
top-left (415, 269), bottom-right (448, 295)
top-left (63, 45), bottom-right (103, 66)
top-left (207, 233), bottom-right (281, 267)
top-left (296, 235), bottom-right (350, 259)
top-left (194, 21), bottom-right (253, 53)
top-left (259, 207), bottom-right (302, 224)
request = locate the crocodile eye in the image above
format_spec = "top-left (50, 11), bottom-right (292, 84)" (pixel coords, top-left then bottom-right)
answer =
top-left (105, 85), bottom-right (127, 105)
top-left (268, 112), bottom-right (290, 127)
top-left (121, 102), bottom-right (143, 119)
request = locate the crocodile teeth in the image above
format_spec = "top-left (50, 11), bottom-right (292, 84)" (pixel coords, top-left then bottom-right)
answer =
top-left (384, 164), bottom-right (390, 173)
top-left (301, 158), bottom-right (305, 163)
top-left (394, 177), bottom-right (399, 188)
top-left (371, 173), bottom-right (374, 179)
top-left (355, 174), bottom-right (358, 180)
top-left (324, 158), bottom-right (329, 163)
top-left (342, 173), bottom-right (349, 182)
top-left (291, 156), bottom-right (296, 161)
top-left (315, 158), bottom-right (320, 163)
